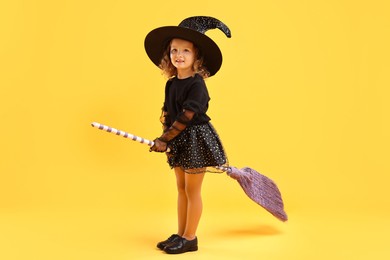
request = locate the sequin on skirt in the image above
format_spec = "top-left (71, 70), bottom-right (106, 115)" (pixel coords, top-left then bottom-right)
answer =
top-left (167, 122), bottom-right (228, 174)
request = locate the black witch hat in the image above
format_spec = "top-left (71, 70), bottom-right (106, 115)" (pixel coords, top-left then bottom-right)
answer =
top-left (144, 16), bottom-right (231, 77)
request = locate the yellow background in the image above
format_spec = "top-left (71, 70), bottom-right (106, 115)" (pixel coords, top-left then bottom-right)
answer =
top-left (1, 0), bottom-right (389, 259)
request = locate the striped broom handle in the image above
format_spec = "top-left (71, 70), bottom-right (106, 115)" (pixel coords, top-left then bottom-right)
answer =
top-left (91, 122), bottom-right (231, 172)
top-left (91, 122), bottom-right (172, 152)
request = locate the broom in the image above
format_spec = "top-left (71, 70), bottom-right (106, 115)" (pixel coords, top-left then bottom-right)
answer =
top-left (91, 122), bottom-right (288, 222)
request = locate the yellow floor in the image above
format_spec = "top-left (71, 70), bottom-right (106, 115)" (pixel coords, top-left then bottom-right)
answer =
top-left (1, 169), bottom-right (389, 260)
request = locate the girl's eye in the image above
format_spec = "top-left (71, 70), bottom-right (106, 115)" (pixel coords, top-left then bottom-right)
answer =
top-left (170, 49), bottom-right (177, 54)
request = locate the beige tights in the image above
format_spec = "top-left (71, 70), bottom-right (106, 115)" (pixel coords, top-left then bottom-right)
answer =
top-left (174, 167), bottom-right (205, 241)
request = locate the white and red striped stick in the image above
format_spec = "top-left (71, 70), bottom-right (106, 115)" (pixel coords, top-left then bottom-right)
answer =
top-left (91, 122), bottom-right (166, 150)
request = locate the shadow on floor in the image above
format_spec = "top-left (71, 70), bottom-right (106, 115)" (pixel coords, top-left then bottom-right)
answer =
top-left (218, 224), bottom-right (282, 237)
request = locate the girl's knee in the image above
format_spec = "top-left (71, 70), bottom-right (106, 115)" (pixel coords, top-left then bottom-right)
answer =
top-left (185, 187), bottom-right (202, 200)
top-left (177, 185), bottom-right (186, 194)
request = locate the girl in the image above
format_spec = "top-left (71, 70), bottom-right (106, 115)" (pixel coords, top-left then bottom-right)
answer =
top-left (144, 16), bottom-right (231, 254)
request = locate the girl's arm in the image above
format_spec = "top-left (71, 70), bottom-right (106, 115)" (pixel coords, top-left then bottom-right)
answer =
top-left (160, 110), bottom-right (170, 133)
top-left (150, 109), bottom-right (195, 152)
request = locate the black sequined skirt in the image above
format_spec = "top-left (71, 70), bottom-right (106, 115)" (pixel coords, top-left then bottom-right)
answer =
top-left (167, 122), bottom-right (228, 174)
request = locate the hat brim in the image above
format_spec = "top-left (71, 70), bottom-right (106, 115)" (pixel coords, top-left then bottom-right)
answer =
top-left (144, 26), bottom-right (223, 77)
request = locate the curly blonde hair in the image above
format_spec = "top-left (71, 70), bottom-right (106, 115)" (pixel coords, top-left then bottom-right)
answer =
top-left (159, 39), bottom-right (210, 79)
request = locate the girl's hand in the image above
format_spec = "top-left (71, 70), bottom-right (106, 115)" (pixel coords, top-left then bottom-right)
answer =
top-left (150, 138), bottom-right (168, 152)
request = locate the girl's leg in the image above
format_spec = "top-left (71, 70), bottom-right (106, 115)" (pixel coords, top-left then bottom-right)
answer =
top-left (182, 170), bottom-right (205, 241)
top-left (174, 167), bottom-right (187, 236)
top-left (174, 167), bottom-right (205, 240)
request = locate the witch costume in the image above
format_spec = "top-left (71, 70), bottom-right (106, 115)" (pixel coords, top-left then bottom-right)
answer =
top-left (91, 19), bottom-right (287, 248)
top-left (145, 16), bottom-right (231, 174)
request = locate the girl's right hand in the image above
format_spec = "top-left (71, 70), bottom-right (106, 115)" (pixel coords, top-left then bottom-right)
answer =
top-left (149, 138), bottom-right (168, 153)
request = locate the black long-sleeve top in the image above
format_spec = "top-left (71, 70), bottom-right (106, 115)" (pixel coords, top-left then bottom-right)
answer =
top-left (162, 74), bottom-right (211, 127)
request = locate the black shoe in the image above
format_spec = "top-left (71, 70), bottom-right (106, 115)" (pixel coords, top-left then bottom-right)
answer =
top-left (156, 234), bottom-right (181, 250)
top-left (164, 237), bottom-right (198, 254)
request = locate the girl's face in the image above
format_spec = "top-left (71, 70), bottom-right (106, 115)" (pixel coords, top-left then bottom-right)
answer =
top-left (170, 38), bottom-right (196, 77)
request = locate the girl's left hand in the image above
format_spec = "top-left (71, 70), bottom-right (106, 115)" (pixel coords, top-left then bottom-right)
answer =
top-left (150, 138), bottom-right (168, 152)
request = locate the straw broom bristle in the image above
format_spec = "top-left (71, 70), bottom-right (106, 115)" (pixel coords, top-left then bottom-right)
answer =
top-left (228, 167), bottom-right (288, 222)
